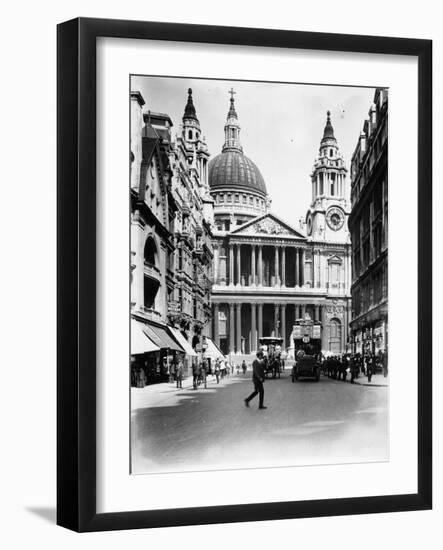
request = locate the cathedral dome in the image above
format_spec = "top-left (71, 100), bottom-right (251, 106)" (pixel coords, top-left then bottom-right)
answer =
top-left (208, 150), bottom-right (267, 197)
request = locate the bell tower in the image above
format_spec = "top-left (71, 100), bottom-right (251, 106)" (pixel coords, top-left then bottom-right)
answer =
top-left (305, 111), bottom-right (349, 243)
top-left (182, 88), bottom-right (201, 144)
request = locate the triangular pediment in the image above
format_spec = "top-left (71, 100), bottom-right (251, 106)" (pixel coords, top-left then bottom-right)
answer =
top-left (230, 213), bottom-right (306, 239)
top-left (327, 254), bottom-right (343, 263)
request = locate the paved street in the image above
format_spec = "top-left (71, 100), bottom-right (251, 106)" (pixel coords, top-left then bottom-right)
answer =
top-left (131, 370), bottom-right (388, 474)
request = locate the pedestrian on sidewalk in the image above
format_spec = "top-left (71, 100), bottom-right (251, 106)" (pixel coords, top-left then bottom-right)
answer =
top-left (192, 361), bottom-right (201, 390)
top-left (201, 359), bottom-right (208, 389)
top-left (169, 361), bottom-right (176, 384)
top-left (176, 360), bottom-right (183, 389)
top-left (214, 359), bottom-right (220, 384)
top-left (244, 350), bottom-right (267, 410)
top-left (242, 360), bottom-right (247, 376)
top-left (382, 351), bottom-right (388, 378)
top-left (367, 353), bottom-right (373, 383)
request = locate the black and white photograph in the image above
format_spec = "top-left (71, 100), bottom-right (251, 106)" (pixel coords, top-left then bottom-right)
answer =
top-left (130, 76), bottom-right (389, 475)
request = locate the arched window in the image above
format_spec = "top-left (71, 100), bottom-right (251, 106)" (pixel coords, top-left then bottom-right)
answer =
top-left (188, 129), bottom-right (192, 140)
top-left (330, 318), bottom-right (342, 339)
top-left (144, 237), bottom-right (157, 266)
top-left (329, 317), bottom-right (342, 353)
top-left (329, 148), bottom-right (333, 157)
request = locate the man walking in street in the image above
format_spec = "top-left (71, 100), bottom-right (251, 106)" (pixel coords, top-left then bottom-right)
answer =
top-left (244, 350), bottom-right (267, 410)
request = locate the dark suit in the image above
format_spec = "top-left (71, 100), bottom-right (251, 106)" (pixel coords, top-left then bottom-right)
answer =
top-left (245, 359), bottom-right (266, 407)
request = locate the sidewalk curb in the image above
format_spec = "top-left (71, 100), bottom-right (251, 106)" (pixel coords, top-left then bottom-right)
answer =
top-left (324, 376), bottom-right (389, 388)
top-left (353, 380), bottom-right (389, 387)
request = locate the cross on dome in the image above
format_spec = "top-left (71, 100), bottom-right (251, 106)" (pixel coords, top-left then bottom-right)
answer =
top-left (227, 88), bottom-right (238, 120)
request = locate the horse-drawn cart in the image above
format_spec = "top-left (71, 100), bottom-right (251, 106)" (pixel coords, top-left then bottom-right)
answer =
top-left (259, 337), bottom-right (284, 379)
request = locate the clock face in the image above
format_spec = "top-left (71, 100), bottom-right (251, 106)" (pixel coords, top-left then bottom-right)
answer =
top-left (306, 213), bottom-right (313, 236)
top-left (326, 207), bottom-right (345, 231)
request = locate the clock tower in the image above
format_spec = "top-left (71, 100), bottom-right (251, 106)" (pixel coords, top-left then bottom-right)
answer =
top-left (305, 111), bottom-right (349, 244)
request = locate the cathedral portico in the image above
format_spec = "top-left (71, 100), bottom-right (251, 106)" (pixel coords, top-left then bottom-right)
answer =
top-left (211, 296), bottom-right (349, 356)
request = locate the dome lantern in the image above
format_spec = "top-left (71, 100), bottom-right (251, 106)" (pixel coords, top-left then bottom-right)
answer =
top-left (222, 88), bottom-right (243, 154)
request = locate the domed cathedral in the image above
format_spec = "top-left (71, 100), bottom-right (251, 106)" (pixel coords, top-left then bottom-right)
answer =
top-left (209, 97), bottom-right (352, 358)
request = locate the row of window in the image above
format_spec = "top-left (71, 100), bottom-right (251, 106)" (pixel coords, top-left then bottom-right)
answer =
top-left (321, 147), bottom-right (337, 158)
top-left (215, 193), bottom-right (265, 208)
top-left (352, 266), bottom-right (387, 317)
top-left (314, 171), bottom-right (344, 197)
top-left (187, 129), bottom-right (200, 141)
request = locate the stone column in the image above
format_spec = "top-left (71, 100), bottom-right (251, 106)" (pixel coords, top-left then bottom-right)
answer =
top-left (301, 304), bottom-right (306, 320)
top-left (281, 246), bottom-right (286, 286)
top-left (274, 304), bottom-right (279, 337)
top-left (251, 303), bottom-right (257, 352)
top-left (229, 303), bottom-right (235, 353)
top-left (213, 303), bottom-right (220, 347)
top-left (314, 305), bottom-right (320, 322)
top-left (312, 248), bottom-right (316, 288)
top-left (295, 247), bottom-right (299, 286)
top-left (236, 244), bottom-right (241, 286)
top-left (236, 303), bottom-right (242, 353)
top-left (321, 305), bottom-right (328, 352)
top-left (213, 245), bottom-right (219, 284)
top-left (300, 249), bottom-right (305, 286)
top-left (258, 303), bottom-right (263, 340)
top-left (274, 246), bottom-right (279, 286)
top-left (281, 304), bottom-right (286, 348)
top-left (229, 244), bottom-right (234, 286)
top-left (251, 244), bottom-right (256, 285)
top-left (258, 245), bottom-right (263, 286)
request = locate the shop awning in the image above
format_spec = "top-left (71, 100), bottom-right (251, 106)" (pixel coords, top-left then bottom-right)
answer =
top-left (131, 319), bottom-right (160, 354)
top-left (142, 323), bottom-right (184, 353)
top-left (203, 337), bottom-right (225, 359)
top-left (169, 327), bottom-right (198, 356)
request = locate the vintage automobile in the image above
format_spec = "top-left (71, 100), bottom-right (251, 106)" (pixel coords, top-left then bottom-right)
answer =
top-left (291, 351), bottom-right (321, 382)
top-left (259, 337), bottom-right (283, 379)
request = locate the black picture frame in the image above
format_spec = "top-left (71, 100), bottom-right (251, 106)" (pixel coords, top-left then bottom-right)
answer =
top-left (57, 17), bottom-right (432, 532)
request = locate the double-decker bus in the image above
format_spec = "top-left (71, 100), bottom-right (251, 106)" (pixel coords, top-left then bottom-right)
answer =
top-left (291, 318), bottom-right (322, 382)
top-left (292, 318), bottom-right (322, 356)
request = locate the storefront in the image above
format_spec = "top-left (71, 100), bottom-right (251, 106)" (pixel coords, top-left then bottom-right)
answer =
top-left (201, 336), bottom-right (225, 372)
top-left (168, 326), bottom-right (198, 377)
top-left (130, 318), bottom-right (185, 386)
top-left (130, 319), bottom-right (160, 387)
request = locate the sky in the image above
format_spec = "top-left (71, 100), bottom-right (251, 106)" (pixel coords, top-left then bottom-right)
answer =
top-left (131, 75), bottom-right (376, 227)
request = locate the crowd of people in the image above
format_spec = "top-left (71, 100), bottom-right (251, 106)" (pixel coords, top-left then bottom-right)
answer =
top-left (321, 350), bottom-right (388, 383)
top-left (166, 357), bottom-right (251, 390)
top-left (165, 349), bottom-right (388, 391)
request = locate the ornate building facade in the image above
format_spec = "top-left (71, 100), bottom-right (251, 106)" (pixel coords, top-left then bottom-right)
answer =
top-left (209, 93), bottom-right (352, 356)
top-left (130, 89), bottom-right (214, 368)
top-left (348, 88), bottom-right (388, 355)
